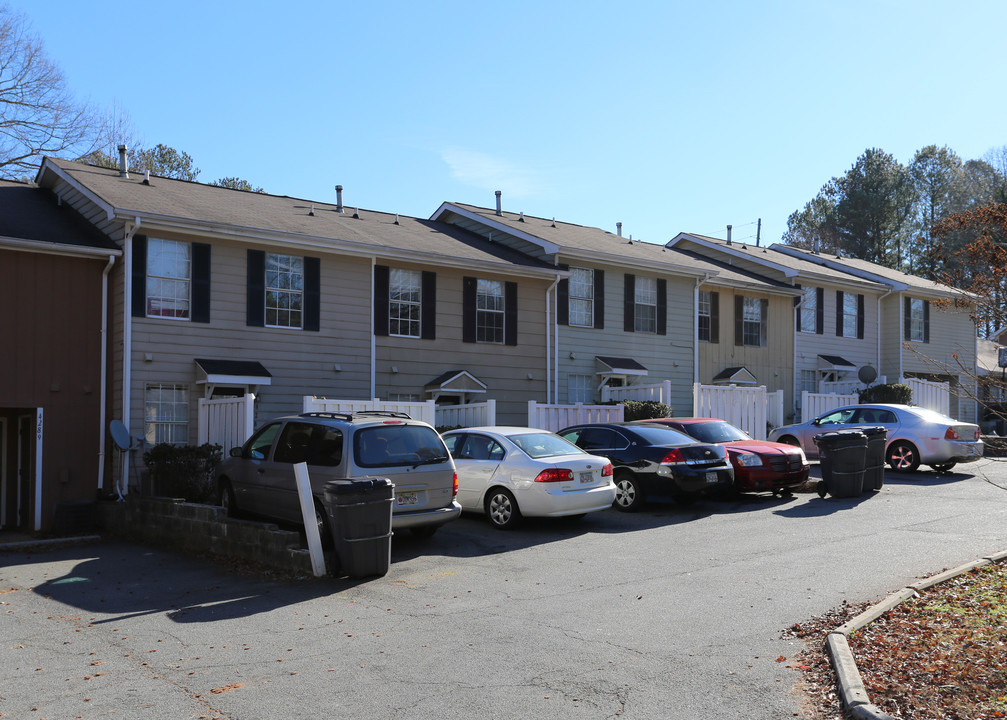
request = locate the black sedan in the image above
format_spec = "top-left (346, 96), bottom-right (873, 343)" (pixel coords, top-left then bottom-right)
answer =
top-left (557, 422), bottom-right (734, 511)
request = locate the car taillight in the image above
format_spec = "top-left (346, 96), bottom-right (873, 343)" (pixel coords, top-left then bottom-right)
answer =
top-left (975, 428), bottom-right (981, 441)
top-left (452, 472), bottom-right (458, 496)
top-left (944, 427), bottom-right (959, 440)
top-left (660, 448), bottom-right (686, 465)
top-left (601, 463), bottom-right (613, 477)
top-left (534, 468), bottom-right (574, 483)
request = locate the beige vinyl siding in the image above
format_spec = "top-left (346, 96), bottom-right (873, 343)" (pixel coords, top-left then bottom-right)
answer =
top-left (128, 235), bottom-right (373, 443)
top-left (556, 261), bottom-right (695, 415)
top-left (697, 288), bottom-right (794, 414)
top-left (375, 263), bottom-right (550, 425)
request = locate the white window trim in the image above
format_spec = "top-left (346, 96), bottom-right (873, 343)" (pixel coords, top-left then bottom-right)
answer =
top-left (146, 238), bottom-right (191, 321)
top-left (265, 253), bottom-right (304, 329)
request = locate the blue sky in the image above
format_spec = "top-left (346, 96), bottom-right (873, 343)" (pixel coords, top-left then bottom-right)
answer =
top-left (14, 0), bottom-right (1007, 246)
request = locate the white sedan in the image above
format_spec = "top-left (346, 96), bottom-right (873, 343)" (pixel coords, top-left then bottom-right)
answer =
top-left (441, 426), bottom-right (616, 529)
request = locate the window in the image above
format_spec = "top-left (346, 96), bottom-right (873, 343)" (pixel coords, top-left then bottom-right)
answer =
top-left (146, 238), bottom-right (190, 319)
top-left (799, 369), bottom-right (818, 394)
top-left (837, 291), bottom-right (864, 339)
top-left (906, 297), bottom-right (929, 342)
top-left (800, 287), bottom-right (817, 333)
top-left (144, 384), bottom-right (189, 445)
top-left (634, 276), bottom-right (657, 333)
top-left (697, 290), bottom-right (719, 342)
top-left (742, 297), bottom-right (762, 346)
top-left (567, 373), bottom-right (593, 404)
top-left (389, 268), bottom-right (421, 337)
top-left (735, 296), bottom-right (768, 347)
top-left (476, 279), bottom-right (505, 343)
top-left (246, 422), bottom-right (282, 460)
top-left (569, 268), bottom-right (594, 327)
top-left (265, 254), bottom-right (303, 328)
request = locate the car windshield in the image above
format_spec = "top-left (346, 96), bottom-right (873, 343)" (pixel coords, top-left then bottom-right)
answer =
top-left (354, 425), bottom-right (449, 468)
top-left (510, 432), bottom-right (584, 459)
top-left (629, 425), bottom-right (699, 445)
top-left (679, 421), bottom-right (749, 443)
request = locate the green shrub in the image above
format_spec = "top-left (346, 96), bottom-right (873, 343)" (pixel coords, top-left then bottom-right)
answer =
top-left (143, 443), bottom-right (222, 503)
top-left (622, 400), bottom-right (671, 421)
top-left (858, 383), bottom-right (913, 405)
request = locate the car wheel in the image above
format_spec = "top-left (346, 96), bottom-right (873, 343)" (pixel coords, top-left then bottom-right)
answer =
top-left (218, 479), bottom-right (239, 518)
top-left (612, 472), bottom-right (645, 512)
top-left (887, 441), bottom-right (921, 473)
top-left (410, 526), bottom-right (438, 539)
top-left (930, 462), bottom-right (957, 473)
top-left (778, 435), bottom-right (801, 448)
top-left (314, 500), bottom-right (333, 550)
top-left (485, 488), bottom-right (522, 530)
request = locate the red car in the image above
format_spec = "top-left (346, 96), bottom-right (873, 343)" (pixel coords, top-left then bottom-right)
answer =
top-left (637, 418), bottom-right (809, 495)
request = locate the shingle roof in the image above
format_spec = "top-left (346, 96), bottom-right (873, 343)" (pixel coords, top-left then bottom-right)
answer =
top-left (38, 159), bottom-right (555, 273)
top-left (0, 179), bottom-right (119, 251)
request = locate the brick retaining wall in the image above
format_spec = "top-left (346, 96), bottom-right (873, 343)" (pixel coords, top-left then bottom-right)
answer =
top-left (96, 496), bottom-right (316, 575)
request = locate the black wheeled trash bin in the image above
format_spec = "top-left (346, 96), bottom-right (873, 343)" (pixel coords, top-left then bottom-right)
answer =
top-left (860, 426), bottom-right (888, 491)
top-left (814, 430), bottom-right (867, 498)
top-left (323, 477), bottom-right (394, 579)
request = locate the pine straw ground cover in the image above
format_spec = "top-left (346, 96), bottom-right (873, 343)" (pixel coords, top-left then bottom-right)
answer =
top-left (787, 562), bottom-right (1007, 719)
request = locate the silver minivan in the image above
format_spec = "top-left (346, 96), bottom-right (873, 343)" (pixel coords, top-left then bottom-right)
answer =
top-left (215, 412), bottom-right (461, 538)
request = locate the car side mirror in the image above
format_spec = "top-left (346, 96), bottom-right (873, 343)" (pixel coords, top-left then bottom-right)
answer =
top-left (230, 446), bottom-right (243, 458)
top-left (812, 419), bottom-right (821, 426)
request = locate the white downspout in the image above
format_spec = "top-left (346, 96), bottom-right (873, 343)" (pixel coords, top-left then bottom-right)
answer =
top-left (877, 288), bottom-right (894, 377)
top-left (694, 274), bottom-right (712, 385)
top-left (370, 257), bottom-right (376, 398)
top-left (97, 254), bottom-right (117, 490)
top-left (121, 218), bottom-right (141, 499)
top-left (545, 274), bottom-right (561, 403)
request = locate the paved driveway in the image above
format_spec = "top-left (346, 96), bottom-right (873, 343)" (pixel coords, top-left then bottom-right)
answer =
top-left (3, 458), bottom-right (1006, 719)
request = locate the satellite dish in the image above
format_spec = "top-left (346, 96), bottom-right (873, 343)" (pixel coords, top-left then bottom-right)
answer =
top-left (858, 365), bottom-right (878, 385)
top-left (110, 419), bottom-right (132, 451)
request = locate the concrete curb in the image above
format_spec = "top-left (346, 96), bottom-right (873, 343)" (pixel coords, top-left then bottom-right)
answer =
top-left (0, 534), bottom-right (103, 552)
top-left (825, 550), bottom-right (1007, 719)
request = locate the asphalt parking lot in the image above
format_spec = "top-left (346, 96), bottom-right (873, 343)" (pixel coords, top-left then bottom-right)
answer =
top-left (3, 458), bottom-right (1007, 719)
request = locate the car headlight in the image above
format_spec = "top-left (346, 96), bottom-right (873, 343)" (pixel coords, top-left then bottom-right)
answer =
top-left (735, 453), bottom-right (763, 468)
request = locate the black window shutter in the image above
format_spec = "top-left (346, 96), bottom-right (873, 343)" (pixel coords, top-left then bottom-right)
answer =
top-left (303, 256), bottom-right (320, 331)
top-left (794, 289), bottom-right (801, 332)
top-left (816, 287), bottom-right (824, 334)
top-left (131, 234), bottom-right (147, 318)
top-left (505, 281), bottom-right (518, 346)
top-left (421, 271), bottom-right (436, 340)
top-left (594, 269), bottom-right (605, 328)
top-left (710, 291), bottom-right (719, 343)
top-left (462, 276), bottom-right (477, 343)
top-left (856, 294), bottom-right (865, 339)
top-left (373, 265), bottom-right (390, 336)
top-left (903, 296), bottom-right (911, 340)
top-left (836, 290), bottom-right (844, 336)
top-left (656, 278), bottom-right (667, 336)
top-left (623, 274), bottom-right (635, 332)
top-left (191, 242), bottom-right (211, 323)
top-left (246, 249), bottom-right (265, 327)
top-left (923, 300), bottom-right (930, 343)
top-left (557, 278), bottom-right (569, 326)
top-left (760, 298), bottom-right (769, 346)
top-left (734, 295), bottom-right (744, 346)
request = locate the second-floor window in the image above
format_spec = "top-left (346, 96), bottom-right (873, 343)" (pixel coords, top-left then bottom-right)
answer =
top-left (905, 297), bottom-right (930, 342)
top-left (569, 268), bottom-right (595, 327)
top-left (840, 291), bottom-right (857, 338)
top-left (634, 276), bottom-right (657, 333)
top-left (735, 295), bottom-right (768, 347)
top-left (265, 254), bottom-right (303, 328)
top-left (147, 238), bottom-right (191, 319)
top-left (477, 279), bottom-right (505, 343)
top-left (799, 286), bottom-right (823, 333)
top-left (389, 269), bottom-right (421, 337)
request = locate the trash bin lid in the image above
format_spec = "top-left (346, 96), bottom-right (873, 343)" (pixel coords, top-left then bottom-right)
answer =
top-left (814, 430), bottom-right (867, 447)
top-left (324, 477), bottom-right (393, 494)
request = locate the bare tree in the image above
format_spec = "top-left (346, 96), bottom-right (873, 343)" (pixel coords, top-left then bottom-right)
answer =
top-left (0, 5), bottom-right (96, 178)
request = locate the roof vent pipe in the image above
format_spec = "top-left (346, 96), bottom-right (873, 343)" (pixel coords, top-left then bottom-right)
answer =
top-left (726, 224), bottom-right (733, 245)
top-left (335, 185), bottom-right (344, 213)
top-left (617, 222), bottom-right (623, 237)
top-left (813, 236), bottom-right (820, 254)
top-left (495, 190), bottom-right (502, 216)
top-left (118, 144), bottom-right (128, 178)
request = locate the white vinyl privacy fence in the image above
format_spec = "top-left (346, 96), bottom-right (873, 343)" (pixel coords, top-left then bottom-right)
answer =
top-left (902, 376), bottom-right (951, 417)
top-left (302, 397), bottom-right (497, 428)
top-left (529, 401), bottom-right (624, 432)
top-left (198, 393), bottom-right (256, 451)
top-left (693, 384), bottom-right (784, 440)
top-left (800, 391), bottom-right (858, 422)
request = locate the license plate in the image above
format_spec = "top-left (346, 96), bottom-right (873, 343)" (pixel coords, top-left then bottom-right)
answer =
top-left (579, 472), bottom-right (594, 484)
top-left (705, 472), bottom-right (719, 483)
top-left (396, 492), bottom-right (419, 506)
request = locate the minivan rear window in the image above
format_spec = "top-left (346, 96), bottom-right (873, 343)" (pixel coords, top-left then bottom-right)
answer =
top-left (354, 425), bottom-right (450, 468)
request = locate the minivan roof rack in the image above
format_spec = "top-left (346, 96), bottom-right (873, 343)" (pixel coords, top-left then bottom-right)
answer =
top-left (299, 412), bottom-right (353, 421)
top-left (354, 410), bottom-right (412, 419)
top-left (299, 411), bottom-right (413, 421)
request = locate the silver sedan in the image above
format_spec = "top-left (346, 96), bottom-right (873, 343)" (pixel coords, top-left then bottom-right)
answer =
top-left (768, 403), bottom-right (984, 472)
